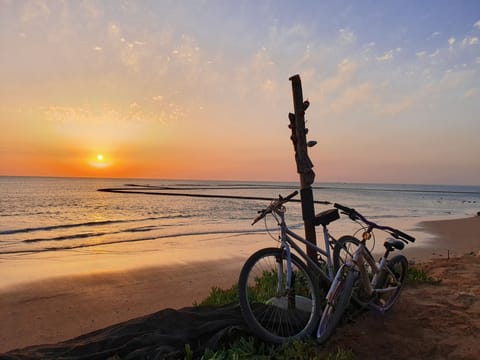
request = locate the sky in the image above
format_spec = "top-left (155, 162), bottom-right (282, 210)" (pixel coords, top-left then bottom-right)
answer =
top-left (1, 0), bottom-right (479, 185)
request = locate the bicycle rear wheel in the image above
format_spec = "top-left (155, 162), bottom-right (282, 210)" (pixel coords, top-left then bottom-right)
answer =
top-left (238, 248), bottom-right (322, 343)
top-left (316, 267), bottom-right (355, 344)
top-left (371, 254), bottom-right (408, 312)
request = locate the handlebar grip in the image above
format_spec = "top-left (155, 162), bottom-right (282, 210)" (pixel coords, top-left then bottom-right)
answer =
top-left (394, 229), bottom-right (416, 242)
top-left (251, 210), bottom-right (266, 225)
top-left (333, 203), bottom-right (353, 214)
top-left (282, 190), bottom-right (299, 202)
top-left (334, 203), bottom-right (359, 221)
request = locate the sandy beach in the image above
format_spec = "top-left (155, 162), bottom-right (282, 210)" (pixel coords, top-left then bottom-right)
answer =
top-left (1, 216), bottom-right (479, 356)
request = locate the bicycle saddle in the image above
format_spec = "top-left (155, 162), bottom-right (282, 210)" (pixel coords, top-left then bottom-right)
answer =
top-left (314, 208), bottom-right (340, 226)
top-left (384, 238), bottom-right (405, 251)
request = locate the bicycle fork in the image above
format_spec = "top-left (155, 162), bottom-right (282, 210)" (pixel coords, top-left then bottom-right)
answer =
top-left (325, 263), bottom-right (351, 304)
top-left (274, 240), bottom-right (297, 309)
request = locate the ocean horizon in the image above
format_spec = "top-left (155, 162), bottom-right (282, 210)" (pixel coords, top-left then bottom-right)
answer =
top-left (1, 176), bottom-right (479, 288)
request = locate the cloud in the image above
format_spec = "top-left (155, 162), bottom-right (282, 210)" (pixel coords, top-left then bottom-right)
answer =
top-left (328, 83), bottom-right (375, 113)
top-left (82, 0), bottom-right (102, 19)
top-left (448, 37), bottom-right (456, 46)
top-left (474, 20), bottom-right (480, 29)
top-left (93, 46), bottom-right (102, 52)
top-left (262, 79), bottom-right (276, 92)
top-left (416, 50), bottom-right (427, 58)
top-left (338, 28), bottom-right (356, 44)
top-left (42, 103), bottom-right (173, 127)
top-left (376, 50), bottom-right (394, 62)
top-left (320, 58), bottom-right (358, 95)
top-left (171, 35), bottom-right (201, 65)
top-left (108, 23), bottom-right (121, 38)
top-left (21, 0), bottom-right (50, 22)
top-left (461, 36), bottom-right (479, 47)
top-left (374, 97), bottom-right (414, 116)
top-left (464, 88), bottom-right (478, 98)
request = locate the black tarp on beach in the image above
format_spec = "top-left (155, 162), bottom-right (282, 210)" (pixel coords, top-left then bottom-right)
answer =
top-left (1, 304), bottom-right (248, 360)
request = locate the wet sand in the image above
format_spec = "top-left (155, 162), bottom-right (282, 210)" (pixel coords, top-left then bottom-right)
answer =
top-left (1, 216), bottom-right (479, 354)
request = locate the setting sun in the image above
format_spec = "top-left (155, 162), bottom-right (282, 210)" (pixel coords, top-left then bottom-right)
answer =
top-left (87, 153), bottom-right (112, 170)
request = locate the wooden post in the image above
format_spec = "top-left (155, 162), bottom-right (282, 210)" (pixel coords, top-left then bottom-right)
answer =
top-left (288, 74), bottom-right (317, 261)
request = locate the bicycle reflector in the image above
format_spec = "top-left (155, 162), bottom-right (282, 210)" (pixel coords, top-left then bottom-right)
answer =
top-left (362, 231), bottom-right (372, 241)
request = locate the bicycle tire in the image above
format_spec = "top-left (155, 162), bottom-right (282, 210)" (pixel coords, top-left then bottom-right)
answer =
top-left (370, 254), bottom-right (408, 312)
top-left (332, 235), bottom-right (361, 272)
top-left (238, 247), bottom-right (322, 343)
top-left (316, 267), bottom-right (355, 344)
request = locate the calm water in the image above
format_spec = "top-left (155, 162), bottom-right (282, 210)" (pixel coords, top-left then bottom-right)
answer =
top-left (1, 177), bottom-right (479, 287)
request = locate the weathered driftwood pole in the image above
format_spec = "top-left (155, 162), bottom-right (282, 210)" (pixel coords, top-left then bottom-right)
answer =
top-left (289, 74), bottom-right (317, 261)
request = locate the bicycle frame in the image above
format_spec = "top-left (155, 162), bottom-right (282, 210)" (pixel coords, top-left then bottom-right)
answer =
top-left (274, 208), bottom-right (336, 288)
top-left (343, 241), bottom-right (401, 298)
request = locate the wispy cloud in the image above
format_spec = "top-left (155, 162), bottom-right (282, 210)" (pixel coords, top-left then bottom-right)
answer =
top-left (328, 83), bottom-right (375, 113)
top-left (320, 58), bottom-right (358, 95)
top-left (448, 37), bottom-right (456, 46)
top-left (42, 103), bottom-right (176, 128)
top-left (416, 50), bottom-right (427, 58)
top-left (338, 28), bottom-right (356, 44)
top-left (82, 0), bottom-right (102, 19)
top-left (21, 0), bottom-right (50, 22)
top-left (374, 96), bottom-right (414, 116)
top-left (376, 50), bottom-right (394, 62)
top-left (474, 20), bottom-right (480, 29)
top-left (464, 88), bottom-right (478, 98)
top-left (461, 36), bottom-right (479, 47)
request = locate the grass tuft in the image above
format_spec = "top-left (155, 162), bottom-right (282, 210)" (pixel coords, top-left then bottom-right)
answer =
top-left (194, 284), bottom-right (239, 307)
top-left (407, 266), bottom-right (441, 285)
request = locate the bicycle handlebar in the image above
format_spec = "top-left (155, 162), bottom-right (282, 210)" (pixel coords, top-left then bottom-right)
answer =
top-left (333, 203), bottom-right (415, 243)
top-left (252, 191), bottom-right (299, 225)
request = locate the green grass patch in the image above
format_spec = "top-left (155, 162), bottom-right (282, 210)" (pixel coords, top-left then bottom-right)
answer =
top-left (194, 284), bottom-right (239, 307)
top-left (407, 266), bottom-right (441, 285)
top-left (187, 337), bottom-right (355, 360)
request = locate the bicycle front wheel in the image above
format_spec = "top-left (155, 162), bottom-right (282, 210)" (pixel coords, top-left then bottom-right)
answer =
top-left (332, 235), bottom-right (361, 272)
top-left (316, 267), bottom-right (355, 344)
top-left (371, 254), bottom-right (408, 312)
top-left (238, 248), bottom-right (322, 343)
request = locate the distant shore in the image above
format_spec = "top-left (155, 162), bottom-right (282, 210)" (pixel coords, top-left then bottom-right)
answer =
top-left (1, 215), bottom-right (479, 353)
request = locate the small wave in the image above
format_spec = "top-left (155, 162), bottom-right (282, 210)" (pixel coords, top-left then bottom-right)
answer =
top-left (23, 232), bottom-right (108, 243)
top-left (22, 225), bottom-right (161, 243)
top-left (124, 226), bottom-right (159, 233)
top-left (0, 215), bottom-right (189, 235)
top-left (0, 228), bottom-right (270, 255)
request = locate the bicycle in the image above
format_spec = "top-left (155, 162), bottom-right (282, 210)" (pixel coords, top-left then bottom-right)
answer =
top-left (316, 203), bottom-right (415, 343)
top-left (238, 191), bottom-right (360, 343)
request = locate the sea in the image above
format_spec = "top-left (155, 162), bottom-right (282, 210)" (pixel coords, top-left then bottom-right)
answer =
top-left (1, 176), bottom-right (479, 288)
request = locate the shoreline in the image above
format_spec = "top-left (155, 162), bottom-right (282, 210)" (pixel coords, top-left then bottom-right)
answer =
top-left (1, 215), bottom-right (479, 353)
